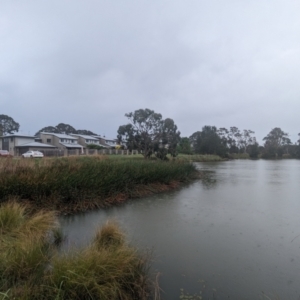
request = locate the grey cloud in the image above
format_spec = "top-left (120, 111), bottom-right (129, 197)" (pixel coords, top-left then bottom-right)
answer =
top-left (1, 0), bottom-right (300, 143)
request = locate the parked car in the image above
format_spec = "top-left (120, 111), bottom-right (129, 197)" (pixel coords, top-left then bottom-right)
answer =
top-left (0, 150), bottom-right (11, 157)
top-left (22, 151), bottom-right (44, 158)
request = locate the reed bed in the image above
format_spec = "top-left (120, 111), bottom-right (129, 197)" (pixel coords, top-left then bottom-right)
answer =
top-left (0, 202), bottom-right (157, 300)
top-left (0, 156), bottom-right (198, 213)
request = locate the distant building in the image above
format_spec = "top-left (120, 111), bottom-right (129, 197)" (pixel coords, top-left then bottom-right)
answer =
top-left (38, 132), bottom-right (83, 152)
top-left (70, 134), bottom-right (100, 148)
top-left (92, 135), bottom-right (119, 148)
top-left (0, 134), bottom-right (56, 156)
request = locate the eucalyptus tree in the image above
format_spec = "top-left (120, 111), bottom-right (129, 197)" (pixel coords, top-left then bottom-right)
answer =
top-left (217, 126), bottom-right (256, 154)
top-left (190, 126), bottom-right (227, 156)
top-left (217, 127), bottom-right (237, 153)
top-left (35, 126), bottom-right (60, 135)
top-left (117, 108), bottom-right (180, 159)
top-left (263, 127), bottom-right (291, 158)
top-left (189, 131), bottom-right (202, 154)
top-left (77, 129), bottom-right (98, 135)
top-left (159, 118), bottom-right (181, 158)
top-left (240, 129), bottom-right (256, 153)
top-left (263, 128), bottom-right (291, 147)
top-left (177, 137), bottom-right (193, 154)
top-left (0, 114), bottom-right (20, 135)
top-left (55, 123), bottom-right (77, 135)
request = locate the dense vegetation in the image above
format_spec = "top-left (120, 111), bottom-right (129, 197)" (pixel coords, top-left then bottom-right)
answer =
top-left (0, 156), bottom-right (198, 213)
top-left (116, 110), bottom-right (300, 159)
top-left (0, 202), bottom-right (155, 299)
top-left (187, 126), bottom-right (300, 159)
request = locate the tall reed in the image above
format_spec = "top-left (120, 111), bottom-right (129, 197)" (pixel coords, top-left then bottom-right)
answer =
top-left (0, 157), bottom-right (198, 212)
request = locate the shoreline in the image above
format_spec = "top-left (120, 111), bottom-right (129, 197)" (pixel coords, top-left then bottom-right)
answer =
top-left (21, 178), bottom-right (200, 215)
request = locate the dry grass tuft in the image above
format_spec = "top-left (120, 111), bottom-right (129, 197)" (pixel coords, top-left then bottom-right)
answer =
top-left (93, 220), bottom-right (125, 250)
top-left (0, 202), bottom-right (158, 299)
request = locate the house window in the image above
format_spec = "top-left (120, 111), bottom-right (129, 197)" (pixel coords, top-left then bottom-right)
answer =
top-left (10, 137), bottom-right (13, 142)
top-left (47, 139), bottom-right (51, 143)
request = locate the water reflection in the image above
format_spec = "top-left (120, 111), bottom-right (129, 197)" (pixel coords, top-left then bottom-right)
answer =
top-left (60, 160), bottom-right (300, 299)
top-left (199, 170), bottom-right (218, 189)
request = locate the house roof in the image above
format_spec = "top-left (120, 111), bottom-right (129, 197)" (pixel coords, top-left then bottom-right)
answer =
top-left (92, 135), bottom-right (117, 142)
top-left (90, 136), bottom-right (116, 148)
top-left (71, 134), bottom-right (99, 140)
top-left (16, 142), bottom-right (56, 148)
top-left (60, 143), bottom-right (83, 149)
top-left (40, 132), bottom-right (78, 140)
top-left (1, 134), bottom-right (35, 138)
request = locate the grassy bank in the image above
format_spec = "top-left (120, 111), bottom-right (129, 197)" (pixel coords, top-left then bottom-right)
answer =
top-left (0, 202), bottom-right (156, 300)
top-left (0, 156), bottom-right (198, 213)
top-left (177, 154), bottom-right (224, 162)
top-left (227, 153), bottom-right (250, 159)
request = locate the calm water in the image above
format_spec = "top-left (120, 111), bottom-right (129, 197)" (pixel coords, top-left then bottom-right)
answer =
top-left (60, 160), bottom-right (300, 299)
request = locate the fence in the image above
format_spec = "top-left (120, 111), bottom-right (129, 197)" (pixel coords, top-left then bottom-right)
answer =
top-left (82, 149), bottom-right (139, 156)
top-left (36, 149), bottom-right (140, 157)
top-left (39, 149), bottom-right (64, 157)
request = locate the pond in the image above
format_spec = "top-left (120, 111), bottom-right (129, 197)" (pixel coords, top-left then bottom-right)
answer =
top-left (60, 159), bottom-right (300, 299)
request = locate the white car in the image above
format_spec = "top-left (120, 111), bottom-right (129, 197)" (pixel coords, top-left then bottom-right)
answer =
top-left (22, 151), bottom-right (44, 158)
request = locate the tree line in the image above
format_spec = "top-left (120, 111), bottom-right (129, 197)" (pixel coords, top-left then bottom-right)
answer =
top-left (183, 126), bottom-right (300, 159)
top-left (1, 112), bottom-right (300, 159)
top-left (0, 115), bottom-right (98, 136)
top-left (117, 110), bottom-right (300, 159)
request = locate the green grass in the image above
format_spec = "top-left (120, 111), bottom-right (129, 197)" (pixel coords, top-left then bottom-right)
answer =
top-left (0, 202), bottom-right (157, 300)
top-left (0, 156), bottom-right (198, 212)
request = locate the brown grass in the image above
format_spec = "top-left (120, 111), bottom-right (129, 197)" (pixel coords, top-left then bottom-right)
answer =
top-left (0, 203), bottom-right (159, 299)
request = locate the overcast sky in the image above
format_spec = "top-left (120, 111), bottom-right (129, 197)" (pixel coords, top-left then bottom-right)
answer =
top-left (1, 0), bottom-right (300, 143)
